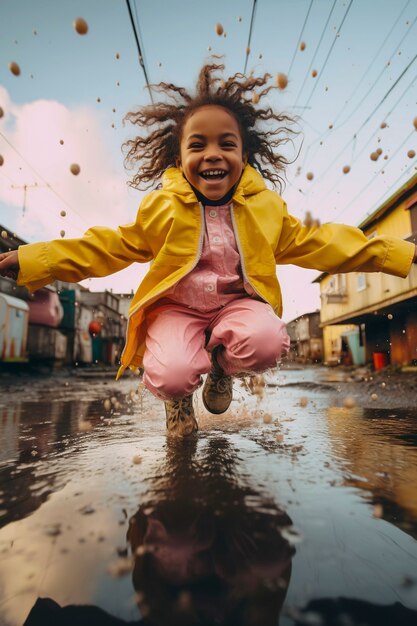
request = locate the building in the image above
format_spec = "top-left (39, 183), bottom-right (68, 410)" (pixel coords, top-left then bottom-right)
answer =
top-left (314, 173), bottom-right (417, 367)
top-left (286, 311), bottom-right (323, 363)
top-left (0, 226), bottom-right (129, 366)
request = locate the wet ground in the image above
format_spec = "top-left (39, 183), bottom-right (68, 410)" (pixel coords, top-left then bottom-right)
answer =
top-left (1, 364), bottom-right (417, 626)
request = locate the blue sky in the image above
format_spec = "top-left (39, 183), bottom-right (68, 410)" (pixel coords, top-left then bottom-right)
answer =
top-left (0, 0), bottom-right (416, 321)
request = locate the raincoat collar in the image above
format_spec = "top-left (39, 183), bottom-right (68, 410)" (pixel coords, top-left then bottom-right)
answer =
top-left (161, 164), bottom-right (267, 205)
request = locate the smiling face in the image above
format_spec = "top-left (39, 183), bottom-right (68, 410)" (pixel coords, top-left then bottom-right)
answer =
top-left (177, 105), bottom-right (247, 201)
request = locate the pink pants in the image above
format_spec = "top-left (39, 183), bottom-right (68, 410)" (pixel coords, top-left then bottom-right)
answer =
top-left (143, 298), bottom-right (290, 401)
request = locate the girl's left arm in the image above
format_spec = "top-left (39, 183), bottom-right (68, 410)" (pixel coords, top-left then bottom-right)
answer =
top-left (275, 203), bottom-right (416, 278)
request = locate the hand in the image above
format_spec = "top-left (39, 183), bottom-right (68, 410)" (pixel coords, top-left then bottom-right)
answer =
top-left (0, 250), bottom-right (20, 280)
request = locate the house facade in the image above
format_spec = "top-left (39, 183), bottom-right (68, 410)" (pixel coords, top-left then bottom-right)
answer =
top-left (286, 311), bottom-right (323, 363)
top-left (314, 173), bottom-right (417, 367)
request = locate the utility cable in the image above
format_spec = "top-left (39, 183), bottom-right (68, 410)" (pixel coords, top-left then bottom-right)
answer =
top-left (300, 59), bottom-right (417, 195)
top-left (287, 0), bottom-right (314, 77)
top-left (293, 0), bottom-right (337, 107)
top-left (125, 0), bottom-right (154, 103)
top-left (0, 130), bottom-right (90, 227)
top-left (244, 0), bottom-right (258, 75)
top-left (335, 8), bottom-right (417, 129)
top-left (332, 129), bottom-right (416, 222)
top-left (303, 0), bottom-right (354, 109)
top-left (300, 6), bottom-right (416, 170)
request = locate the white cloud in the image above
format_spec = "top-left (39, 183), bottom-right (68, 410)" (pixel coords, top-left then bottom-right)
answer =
top-left (0, 87), bottom-right (142, 242)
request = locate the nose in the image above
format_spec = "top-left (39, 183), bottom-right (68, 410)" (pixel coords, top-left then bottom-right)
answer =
top-left (203, 146), bottom-right (221, 161)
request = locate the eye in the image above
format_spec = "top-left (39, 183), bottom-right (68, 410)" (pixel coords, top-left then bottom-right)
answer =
top-left (222, 141), bottom-right (237, 148)
top-left (188, 142), bottom-right (204, 149)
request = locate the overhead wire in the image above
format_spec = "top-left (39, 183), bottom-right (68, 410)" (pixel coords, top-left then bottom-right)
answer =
top-left (297, 6), bottom-right (416, 171)
top-left (243, 0), bottom-right (258, 75)
top-left (125, 0), bottom-right (154, 103)
top-left (332, 0), bottom-right (413, 128)
top-left (292, 0), bottom-right (338, 108)
top-left (302, 0), bottom-right (354, 110)
top-left (0, 130), bottom-right (89, 227)
top-left (331, 128), bottom-right (416, 222)
top-left (286, 0), bottom-right (314, 77)
top-left (303, 56), bottom-right (417, 194)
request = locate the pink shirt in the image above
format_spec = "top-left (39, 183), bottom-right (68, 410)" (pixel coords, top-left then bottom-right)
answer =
top-left (164, 203), bottom-right (256, 312)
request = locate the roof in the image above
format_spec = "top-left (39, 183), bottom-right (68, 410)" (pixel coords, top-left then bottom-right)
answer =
top-left (0, 292), bottom-right (29, 310)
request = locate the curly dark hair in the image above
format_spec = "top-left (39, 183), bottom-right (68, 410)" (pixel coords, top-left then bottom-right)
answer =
top-left (123, 61), bottom-right (298, 192)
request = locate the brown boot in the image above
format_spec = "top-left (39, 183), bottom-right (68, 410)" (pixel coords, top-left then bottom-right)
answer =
top-left (164, 394), bottom-right (198, 436)
top-left (202, 349), bottom-right (233, 414)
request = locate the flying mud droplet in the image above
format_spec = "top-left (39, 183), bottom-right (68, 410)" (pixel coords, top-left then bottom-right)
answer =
top-left (132, 455), bottom-right (142, 465)
top-left (60, 210), bottom-right (66, 217)
top-left (107, 557), bottom-right (133, 578)
top-left (9, 61), bottom-right (21, 76)
top-left (60, 230), bottom-right (65, 238)
top-left (263, 413), bottom-right (273, 424)
top-left (299, 397), bottom-right (308, 407)
top-left (0, 155), bottom-right (4, 167)
top-left (276, 73), bottom-right (288, 90)
top-left (97, 97), bottom-right (101, 102)
top-left (74, 17), bottom-right (88, 35)
top-left (276, 433), bottom-right (284, 443)
top-left (343, 396), bottom-right (356, 408)
top-left (258, 53), bottom-right (262, 59)
top-left (413, 117), bottom-right (417, 131)
top-left (299, 41), bottom-right (306, 51)
top-left (373, 503), bottom-right (383, 518)
top-left (407, 149), bottom-right (416, 159)
top-left (342, 165), bottom-right (351, 174)
top-left (370, 151), bottom-right (379, 161)
top-left (371, 393), bottom-right (378, 401)
top-left (215, 23), bottom-right (224, 36)
top-left (115, 52), bottom-right (120, 59)
top-left (376, 147), bottom-right (383, 155)
top-left (311, 69), bottom-right (318, 77)
top-left (59, 139), bottom-right (64, 145)
top-left (0, 107), bottom-right (4, 118)
top-left (70, 163), bottom-right (80, 175)
top-left (380, 121), bottom-right (387, 129)
top-left (246, 46), bottom-right (251, 55)
top-left (237, 16), bottom-right (242, 22)
top-left (306, 172), bottom-right (314, 181)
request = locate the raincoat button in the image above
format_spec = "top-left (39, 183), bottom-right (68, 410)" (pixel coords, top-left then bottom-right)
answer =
top-left (206, 284), bottom-right (214, 292)
top-left (209, 210), bottom-right (217, 218)
top-left (212, 236), bottom-right (221, 244)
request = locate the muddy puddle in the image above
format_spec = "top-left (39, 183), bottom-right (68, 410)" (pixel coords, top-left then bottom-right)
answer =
top-left (1, 366), bottom-right (417, 625)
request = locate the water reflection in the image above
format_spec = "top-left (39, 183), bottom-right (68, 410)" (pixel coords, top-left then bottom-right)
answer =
top-left (326, 405), bottom-right (417, 537)
top-left (24, 435), bottom-right (295, 626)
top-left (128, 436), bottom-right (294, 625)
top-left (0, 393), bottom-right (127, 528)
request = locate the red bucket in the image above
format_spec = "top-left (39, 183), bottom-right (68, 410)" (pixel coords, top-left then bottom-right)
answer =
top-left (373, 352), bottom-right (389, 370)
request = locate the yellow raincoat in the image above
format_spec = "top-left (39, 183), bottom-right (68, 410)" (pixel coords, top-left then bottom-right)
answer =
top-left (17, 165), bottom-right (415, 378)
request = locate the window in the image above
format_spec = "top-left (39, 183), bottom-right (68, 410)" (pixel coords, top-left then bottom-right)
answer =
top-left (357, 272), bottom-right (366, 291)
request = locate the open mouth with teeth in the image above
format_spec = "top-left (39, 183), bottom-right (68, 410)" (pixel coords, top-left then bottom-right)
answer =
top-left (199, 169), bottom-right (228, 180)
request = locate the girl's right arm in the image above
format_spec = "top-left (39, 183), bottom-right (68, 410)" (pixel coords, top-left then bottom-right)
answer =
top-left (2, 209), bottom-right (153, 292)
top-left (0, 250), bottom-right (19, 280)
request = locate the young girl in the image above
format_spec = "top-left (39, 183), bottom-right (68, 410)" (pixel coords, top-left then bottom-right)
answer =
top-left (1, 62), bottom-right (416, 436)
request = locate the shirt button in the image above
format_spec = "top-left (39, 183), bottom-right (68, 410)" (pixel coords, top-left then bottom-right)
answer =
top-left (209, 209), bottom-right (217, 218)
top-left (206, 284), bottom-right (214, 292)
top-left (212, 236), bottom-right (221, 244)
